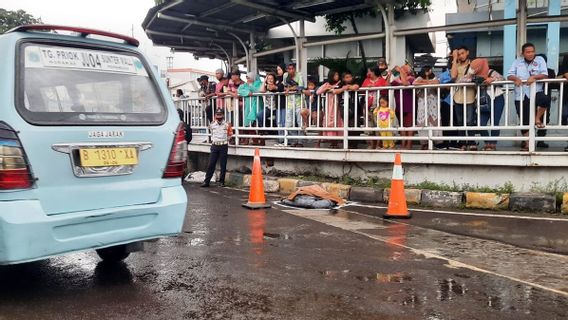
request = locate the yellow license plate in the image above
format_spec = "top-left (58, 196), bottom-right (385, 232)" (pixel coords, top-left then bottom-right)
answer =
top-left (79, 148), bottom-right (138, 167)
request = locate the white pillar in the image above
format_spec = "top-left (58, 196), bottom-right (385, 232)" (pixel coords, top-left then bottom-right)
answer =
top-left (547, 0), bottom-right (561, 73)
top-left (517, 0), bottom-right (527, 52)
top-left (319, 45), bottom-right (325, 82)
top-left (300, 20), bottom-right (308, 84)
top-left (250, 33), bottom-right (258, 75)
top-left (503, 0), bottom-right (517, 75)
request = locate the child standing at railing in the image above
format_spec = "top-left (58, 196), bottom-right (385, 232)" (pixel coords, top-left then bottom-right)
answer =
top-left (373, 96), bottom-right (396, 149)
top-left (302, 77), bottom-right (322, 147)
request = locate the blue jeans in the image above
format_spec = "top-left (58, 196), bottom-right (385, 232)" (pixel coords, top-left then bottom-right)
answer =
top-left (256, 108), bottom-right (278, 128)
top-left (479, 95), bottom-right (505, 145)
top-left (453, 103), bottom-right (477, 146)
top-left (277, 108), bottom-right (286, 143)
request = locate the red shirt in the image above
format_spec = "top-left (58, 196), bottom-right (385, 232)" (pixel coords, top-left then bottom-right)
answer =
top-left (361, 76), bottom-right (389, 108)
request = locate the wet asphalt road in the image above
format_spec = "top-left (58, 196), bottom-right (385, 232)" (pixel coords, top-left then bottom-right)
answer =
top-left (1, 185), bottom-right (568, 320)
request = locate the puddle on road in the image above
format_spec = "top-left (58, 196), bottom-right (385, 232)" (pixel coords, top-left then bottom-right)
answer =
top-left (186, 238), bottom-right (205, 247)
top-left (356, 272), bottom-right (413, 283)
top-left (487, 295), bottom-right (503, 310)
top-left (262, 232), bottom-right (292, 240)
top-left (401, 288), bottom-right (421, 307)
top-left (437, 278), bottom-right (467, 301)
top-left (319, 269), bottom-right (413, 284)
top-left (319, 270), bottom-right (351, 278)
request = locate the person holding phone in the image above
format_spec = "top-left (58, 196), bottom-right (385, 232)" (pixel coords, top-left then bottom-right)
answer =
top-left (283, 63), bottom-right (305, 147)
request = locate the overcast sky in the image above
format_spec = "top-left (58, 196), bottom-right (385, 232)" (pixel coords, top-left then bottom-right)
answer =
top-left (1, 0), bottom-right (223, 72)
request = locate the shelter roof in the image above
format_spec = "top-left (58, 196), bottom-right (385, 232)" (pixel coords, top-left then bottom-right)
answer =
top-left (142, 0), bottom-right (390, 59)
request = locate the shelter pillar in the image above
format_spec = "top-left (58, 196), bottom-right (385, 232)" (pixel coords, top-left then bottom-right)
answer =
top-left (547, 0), bottom-right (561, 73)
top-left (250, 33), bottom-right (258, 75)
top-left (503, 0), bottom-right (517, 74)
top-left (300, 20), bottom-right (308, 84)
top-left (517, 0), bottom-right (527, 51)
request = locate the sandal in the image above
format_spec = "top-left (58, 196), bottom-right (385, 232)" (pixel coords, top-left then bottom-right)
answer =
top-left (482, 145), bottom-right (496, 151)
top-left (535, 122), bottom-right (545, 129)
top-left (468, 145), bottom-right (478, 151)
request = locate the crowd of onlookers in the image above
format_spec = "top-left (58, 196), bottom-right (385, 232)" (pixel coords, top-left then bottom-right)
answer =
top-left (178, 42), bottom-right (568, 151)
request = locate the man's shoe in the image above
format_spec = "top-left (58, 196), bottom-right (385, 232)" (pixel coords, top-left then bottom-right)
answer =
top-left (564, 145), bottom-right (568, 152)
top-left (537, 141), bottom-right (549, 148)
top-left (219, 182), bottom-right (226, 187)
top-left (200, 183), bottom-right (210, 188)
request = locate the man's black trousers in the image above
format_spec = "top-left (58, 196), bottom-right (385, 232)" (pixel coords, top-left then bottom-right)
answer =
top-left (204, 144), bottom-right (228, 184)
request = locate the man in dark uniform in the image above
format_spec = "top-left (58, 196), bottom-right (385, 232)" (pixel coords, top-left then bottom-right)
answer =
top-left (201, 108), bottom-right (232, 187)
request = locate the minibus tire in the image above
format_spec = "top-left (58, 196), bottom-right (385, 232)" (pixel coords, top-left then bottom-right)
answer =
top-left (96, 245), bottom-right (130, 262)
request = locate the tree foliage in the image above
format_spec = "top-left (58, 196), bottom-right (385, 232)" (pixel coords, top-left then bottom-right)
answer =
top-left (0, 8), bottom-right (42, 34)
top-left (311, 52), bottom-right (377, 83)
top-left (324, 0), bottom-right (432, 37)
top-left (323, 1), bottom-right (431, 72)
top-left (394, 0), bottom-right (433, 18)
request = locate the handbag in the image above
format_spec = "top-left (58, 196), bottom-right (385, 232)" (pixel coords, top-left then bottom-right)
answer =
top-left (478, 87), bottom-right (491, 113)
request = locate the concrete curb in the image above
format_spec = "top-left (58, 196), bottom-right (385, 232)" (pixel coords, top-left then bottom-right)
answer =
top-left (465, 192), bottom-right (510, 210)
top-left (220, 171), bottom-right (567, 214)
top-left (509, 193), bottom-right (556, 213)
top-left (226, 172), bottom-right (244, 187)
top-left (383, 188), bottom-right (422, 205)
top-left (421, 190), bottom-right (464, 208)
top-left (349, 187), bottom-right (384, 203)
top-left (277, 178), bottom-right (299, 194)
top-left (297, 180), bottom-right (321, 188)
top-left (243, 174), bottom-right (252, 187)
top-left (562, 193), bottom-right (568, 214)
top-left (322, 183), bottom-right (351, 199)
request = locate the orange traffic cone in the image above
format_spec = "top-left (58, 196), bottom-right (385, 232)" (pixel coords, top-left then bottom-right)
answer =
top-left (384, 153), bottom-right (411, 219)
top-left (243, 148), bottom-right (271, 209)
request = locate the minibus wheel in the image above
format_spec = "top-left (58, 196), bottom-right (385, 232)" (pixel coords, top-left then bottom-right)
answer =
top-left (96, 245), bottom-right (130, 262)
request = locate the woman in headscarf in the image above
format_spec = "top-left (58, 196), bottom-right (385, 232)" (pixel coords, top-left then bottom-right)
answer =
top-left (238, 72), bottom-right (263, 145)
top-left (414, 65), bottom-right (442, 150)
top-left (316, 70), bottom-right (343, 148)
top-left (391, 64), bottom-right (416, 150)
top-left (469, 58), bottom-right (505, 151)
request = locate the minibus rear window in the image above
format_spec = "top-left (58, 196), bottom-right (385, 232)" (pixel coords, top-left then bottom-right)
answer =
top-left (17, 43), bottom-right (167, 125)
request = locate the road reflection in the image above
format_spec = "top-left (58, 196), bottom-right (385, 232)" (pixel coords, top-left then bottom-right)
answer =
top-left (247, 210), bottom-right (266, 257)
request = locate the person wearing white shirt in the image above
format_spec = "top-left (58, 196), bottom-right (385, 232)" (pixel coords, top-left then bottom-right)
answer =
top-left (507, 43), bottom-right (550, 150)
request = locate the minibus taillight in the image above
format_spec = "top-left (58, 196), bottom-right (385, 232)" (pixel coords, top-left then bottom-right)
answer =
top-left (163, 123), bottom-right (188, 178)
top-left (0, 123), bottom-right (34, 190)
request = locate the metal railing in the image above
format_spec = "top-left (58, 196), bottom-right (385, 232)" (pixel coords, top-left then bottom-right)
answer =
top-left (177, 79), bottom-right (568, 153)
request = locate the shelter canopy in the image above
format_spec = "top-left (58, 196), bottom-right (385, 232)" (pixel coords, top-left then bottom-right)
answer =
top-left (142, 0), bottom-right (391, 60)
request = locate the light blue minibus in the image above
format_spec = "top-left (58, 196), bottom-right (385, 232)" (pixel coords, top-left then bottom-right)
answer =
top-left (0, 25), bottom-right (188, 264)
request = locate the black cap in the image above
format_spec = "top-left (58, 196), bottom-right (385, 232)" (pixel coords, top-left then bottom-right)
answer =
top-left (215, 108), bottom-right (224, 115)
